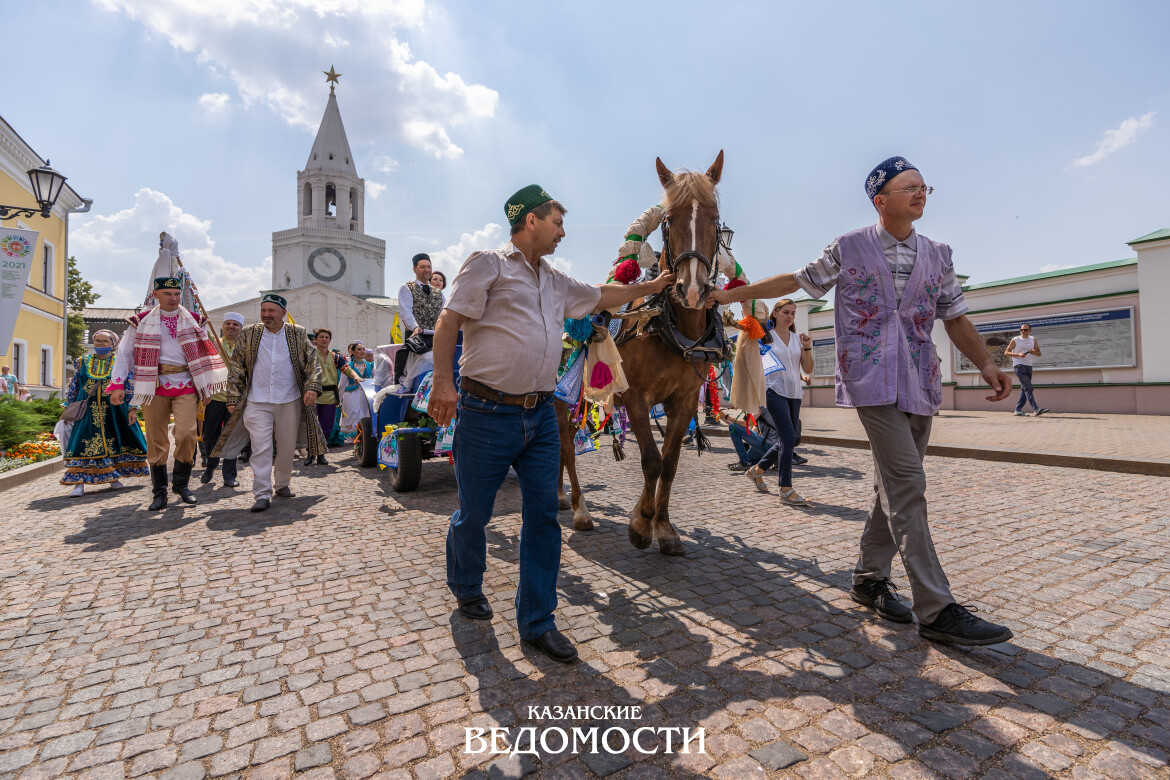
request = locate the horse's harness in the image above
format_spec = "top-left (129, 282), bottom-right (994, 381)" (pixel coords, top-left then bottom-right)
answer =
top-left (612, 215), bottom-right (731, 369)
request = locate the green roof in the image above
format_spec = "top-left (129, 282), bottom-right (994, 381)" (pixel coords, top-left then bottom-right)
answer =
top-left (961, 257), bottom-right (1136, 291)
top-left (1129, 228), bottom-right (1170, 246)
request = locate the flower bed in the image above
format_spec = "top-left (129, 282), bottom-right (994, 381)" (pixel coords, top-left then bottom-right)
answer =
top-left (1, 433), bottom-right (60, 469)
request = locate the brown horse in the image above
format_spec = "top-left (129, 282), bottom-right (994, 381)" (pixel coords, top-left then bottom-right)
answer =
top-left (558, 151), bottom-right (725, 554)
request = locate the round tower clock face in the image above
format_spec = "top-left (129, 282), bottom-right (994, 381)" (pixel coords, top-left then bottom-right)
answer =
top-left (307, 247), bottom-right (346, 282)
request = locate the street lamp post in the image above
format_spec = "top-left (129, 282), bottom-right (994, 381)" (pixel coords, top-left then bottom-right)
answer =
top-left (0, 162), bottom-right (68, 221)
top-left (719, 222), bottom-right (734, 251)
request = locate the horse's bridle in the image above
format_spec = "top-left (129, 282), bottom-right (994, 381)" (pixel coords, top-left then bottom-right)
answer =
top-left (658, 215), bottom-right (722, 286)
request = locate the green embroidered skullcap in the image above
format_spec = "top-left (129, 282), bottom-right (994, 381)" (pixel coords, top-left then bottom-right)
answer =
top-left (504, 184), bottom-right (553, 226)
top-left (154, 276), bottom-right (181, 291)
top-left (261, 293), bottom-right (287, 310)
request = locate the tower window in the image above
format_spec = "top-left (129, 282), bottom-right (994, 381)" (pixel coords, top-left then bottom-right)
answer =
top-left (325, 184), bottom-right (336, 216)
top-left (303, 183), bottom-right (312, 216)
top-left (328, 153), bottom-right (334, 160)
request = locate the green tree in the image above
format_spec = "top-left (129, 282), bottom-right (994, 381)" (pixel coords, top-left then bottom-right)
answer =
top-left (66, 256), bottom-right (100, 360)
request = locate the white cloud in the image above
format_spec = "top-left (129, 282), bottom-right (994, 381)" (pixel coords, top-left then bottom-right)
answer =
top-left (427, 223), bottom-right (504, 277)
top-left (1040, 263), bottom-right (1078, 273)
top-left (1069, 111), bottom-right (1156, 168)
top-left (423, 224), bottom-right (575, 280)
top-left (73, 188), bottom-right (270, 309)
top-left (94, 0), bottom-right (498, 159)
top-left (366, 181), bottom-right (386, 199)
top-left (197, 92), bottom-right (230, 114)
top-left (372, 154), bottom-right (399, 174)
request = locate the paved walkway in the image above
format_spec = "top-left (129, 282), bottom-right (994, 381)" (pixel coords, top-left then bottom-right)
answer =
top-left (1, 446), bottom-right (1169, 779)
top-left (799, 408), bottom-right (1169, 462)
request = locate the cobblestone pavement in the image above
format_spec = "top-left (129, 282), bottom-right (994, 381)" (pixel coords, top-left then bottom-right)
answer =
top-left (799, 408), bottom-right (1170, 463)
top-left (2, 439), bottom-right (1169, 780)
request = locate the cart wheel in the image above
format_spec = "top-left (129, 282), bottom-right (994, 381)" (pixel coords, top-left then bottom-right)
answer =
top-left (355, 417), bottom-right (378, 468)
top-left (390, 432), bottom-right (422, 492)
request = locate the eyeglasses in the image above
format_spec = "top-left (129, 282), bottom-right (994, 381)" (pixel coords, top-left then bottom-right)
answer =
top-left (886, 186), bottom-right (933, 196)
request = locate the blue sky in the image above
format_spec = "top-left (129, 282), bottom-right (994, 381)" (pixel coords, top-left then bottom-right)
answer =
top-left (6, 1), bottom-right (1168, 308)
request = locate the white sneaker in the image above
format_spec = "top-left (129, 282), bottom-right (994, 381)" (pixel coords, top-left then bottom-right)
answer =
top-left (1013, 411), bottom-right (1026, 416)
top-left (110, 480), bottom-right (124, 489)
top-left (70, 485), bottom-right (84, 497)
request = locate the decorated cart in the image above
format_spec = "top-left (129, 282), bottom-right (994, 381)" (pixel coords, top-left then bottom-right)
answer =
top-left (352, 340), bottom-right (461, 492)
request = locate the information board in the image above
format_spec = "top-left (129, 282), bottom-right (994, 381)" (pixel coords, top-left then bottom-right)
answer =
top-left (956, 307), bottom-right (1135, 372)
top-left (811, 337), bottom-right (835, 377)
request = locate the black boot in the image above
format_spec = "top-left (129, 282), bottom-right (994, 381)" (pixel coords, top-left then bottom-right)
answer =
top-left (201, 457), bottom-right (219, 484)
top-left (172, 461), bottom-right (198, 505)
top-left (148, 465), bottom-right (168, 511)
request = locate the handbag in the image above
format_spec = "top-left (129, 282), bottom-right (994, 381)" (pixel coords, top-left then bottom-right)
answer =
top-left (60, 399), bottom-right (88, 422)
top-left (404, 333), bottom-right (433, 354)
top-left (407, 334), bottom-right (435, 355)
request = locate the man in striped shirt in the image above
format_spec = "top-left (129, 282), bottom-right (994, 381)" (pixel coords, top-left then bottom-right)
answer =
top-left (713, 156), bottom-right (1013, 647)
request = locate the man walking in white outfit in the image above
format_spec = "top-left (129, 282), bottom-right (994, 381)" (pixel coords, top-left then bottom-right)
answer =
top-left (212, 294), bottom-right (327, 511)
top-left (1005, 323), bottom-right (1050, 416)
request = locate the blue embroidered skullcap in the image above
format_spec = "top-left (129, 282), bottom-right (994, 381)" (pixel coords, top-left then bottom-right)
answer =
top-left (865, 156), bottom-right (919, 200)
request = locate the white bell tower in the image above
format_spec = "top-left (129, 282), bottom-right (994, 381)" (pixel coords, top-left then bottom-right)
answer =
top-left (271, 67), bottom-right (386, 296)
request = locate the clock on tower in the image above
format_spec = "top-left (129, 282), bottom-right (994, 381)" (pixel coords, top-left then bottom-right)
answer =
top-left (307, 247), bottom-right (346, 282)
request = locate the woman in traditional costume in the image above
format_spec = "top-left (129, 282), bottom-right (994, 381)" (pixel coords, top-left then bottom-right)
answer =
top-left (308, 328), bottom-right (362, 464)
top-left (61, 330), bottom-right (149, 496)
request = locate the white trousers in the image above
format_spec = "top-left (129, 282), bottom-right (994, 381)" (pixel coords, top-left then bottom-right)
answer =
top-left (243, 400), bottom-right (301, 500)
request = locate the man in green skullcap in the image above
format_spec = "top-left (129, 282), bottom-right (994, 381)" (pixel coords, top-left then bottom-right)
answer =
top-left (429, 185), bottom-right (675, 664)
top-left (211, 293), bottom-right (326, 512)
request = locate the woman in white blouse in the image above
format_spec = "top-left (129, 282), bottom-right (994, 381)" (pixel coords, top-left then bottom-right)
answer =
top-left (745, 299), bottom-right (815, 505)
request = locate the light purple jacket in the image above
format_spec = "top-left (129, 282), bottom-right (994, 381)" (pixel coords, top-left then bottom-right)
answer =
top-left (834, 226), bottom-right (947, 416)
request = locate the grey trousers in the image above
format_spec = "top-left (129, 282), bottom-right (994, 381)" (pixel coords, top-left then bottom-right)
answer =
top-left (853, 404), bottom-right (954, 624)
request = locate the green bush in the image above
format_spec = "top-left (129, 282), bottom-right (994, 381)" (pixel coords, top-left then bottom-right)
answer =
top-left (23, 392), bottom-right (64, 429)
top-left (0, 397), bottom-right (45, 451)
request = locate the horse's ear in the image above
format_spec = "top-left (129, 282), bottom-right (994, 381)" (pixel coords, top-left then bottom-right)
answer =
top-left (706, 150), bottom-right (724, 185)
top-left (656, 157), bottom-right (674, 187)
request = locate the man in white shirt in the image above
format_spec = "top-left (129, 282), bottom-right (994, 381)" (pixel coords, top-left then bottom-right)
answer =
top-left (393, 253), bottom-right (445, 385)
top-left (213, 294), bottom-right (326, 512)
top-left (109, 277), bottom-right (228, 511)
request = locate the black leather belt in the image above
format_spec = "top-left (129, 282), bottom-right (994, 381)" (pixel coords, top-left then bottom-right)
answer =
top-left (460, 377), bottom-right (551, 409)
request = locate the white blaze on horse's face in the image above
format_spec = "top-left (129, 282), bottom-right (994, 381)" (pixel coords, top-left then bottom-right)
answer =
top-left (684, 202), bottom-right (702, 307)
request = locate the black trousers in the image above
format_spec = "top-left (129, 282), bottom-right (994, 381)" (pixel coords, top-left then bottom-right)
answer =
top-left (201, 400), bottom-right (243, 475)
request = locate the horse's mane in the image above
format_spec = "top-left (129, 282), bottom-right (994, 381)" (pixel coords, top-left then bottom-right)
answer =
top-left (661, 170), bottom-right (719, 213)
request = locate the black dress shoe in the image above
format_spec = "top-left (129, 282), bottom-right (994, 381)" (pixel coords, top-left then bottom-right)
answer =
top-left (524, 628), bottom-right (578, 664)
top-left (304, 456), bottom-right (314, 466)
top-left (316, 454), bottom-right (327, 465)
top-left (919, 603), bottom-right (1013, 646)
top-left (274, 486), bottom-right (295, 498)
top-left (792, 453), bottom-right (808, 465)
top-left (850, 578), bottom-right (913, 624)
top-left (250, 498), bottom-right (270, 512)
top-left (456, 596), bottom-right (493, 621)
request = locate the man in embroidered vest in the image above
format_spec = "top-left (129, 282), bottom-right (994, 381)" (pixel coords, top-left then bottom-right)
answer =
top-left (392, 253), bottom-right (444, 387)
top-left (210, 294), bottom-right (326, 513)
top-left (714, 157), bottom-right (1014, 646)
top-left (428, 185), bottom-right (675, 664)
top-left (108, 277), bottom-right (229, 511)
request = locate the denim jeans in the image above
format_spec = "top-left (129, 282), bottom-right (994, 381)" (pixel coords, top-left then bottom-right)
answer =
top-left (446, 390), bottom-right (562, 640)
top-left (756, 390), bottom-right (801, 487)
top-left (1014, 365), bottom-right (1039, 412)
top-left (729, 424), bottom-right (766, 465)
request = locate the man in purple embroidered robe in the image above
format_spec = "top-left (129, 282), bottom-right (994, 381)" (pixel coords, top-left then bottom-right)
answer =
top-left (714, 157), bottom-right (1014, 646)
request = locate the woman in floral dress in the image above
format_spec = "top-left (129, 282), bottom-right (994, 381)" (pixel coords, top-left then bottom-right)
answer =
top-left (61, 330), bottom-right (149, 496)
